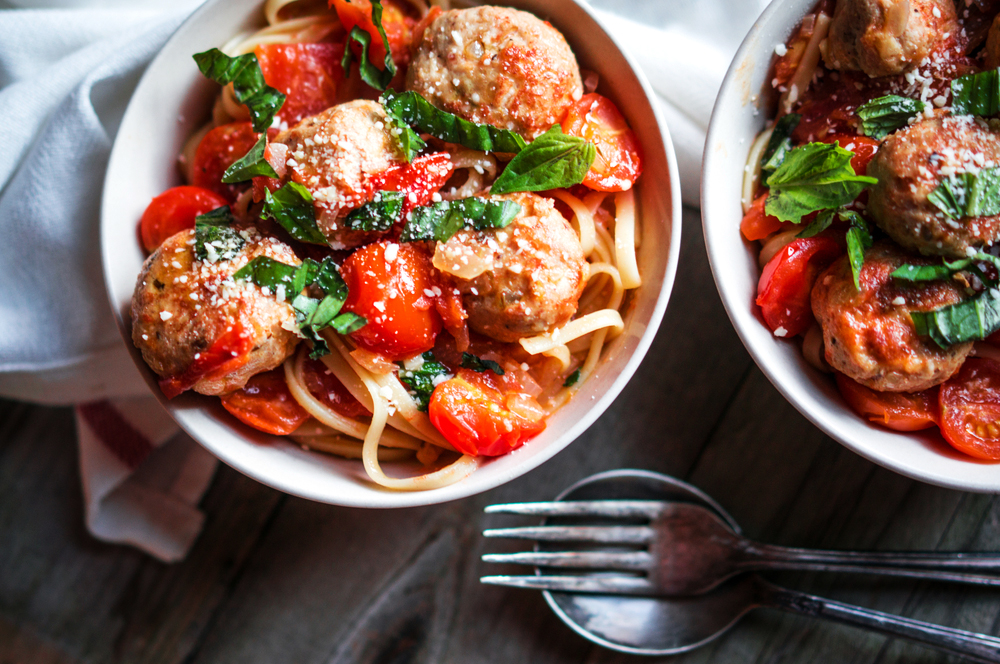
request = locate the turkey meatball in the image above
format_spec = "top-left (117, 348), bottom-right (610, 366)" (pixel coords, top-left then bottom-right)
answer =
top-left (406, 6), bottom-right (583, 141)
top-left (434, 192), bottom-right (586, 343)
top-left (867, 115), bottom-right (1000, 258)
top-left (823, 0), bottom-right (958, 77)
top-left (811, 241), bottom-right (972, 392)
top-left (132, 229), bottom-right (301, 396)
top-left (273, 100), bottom-right (413, 249)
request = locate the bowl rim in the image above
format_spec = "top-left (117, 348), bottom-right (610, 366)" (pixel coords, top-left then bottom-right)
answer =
top-left (99, 0), bottom-right (683, 507)
top-left (701, 0), bottom-right (1000, 493)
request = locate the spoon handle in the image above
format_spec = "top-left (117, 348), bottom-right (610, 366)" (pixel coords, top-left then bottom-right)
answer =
top-left (758, 579), bottom-right (1000, 663)
top-left (744, 543), bottom-right (1000, 583)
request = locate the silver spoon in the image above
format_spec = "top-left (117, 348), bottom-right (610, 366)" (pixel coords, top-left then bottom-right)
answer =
top-left (487, 469), bottom-right (1000, 660)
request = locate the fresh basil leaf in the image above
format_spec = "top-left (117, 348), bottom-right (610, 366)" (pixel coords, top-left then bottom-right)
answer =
top-left (331, 312), bottom-right (367, 335)
top-left (262, 181), bottom-right (327, 245)
top-left (845, 220), bottom-right (872, 291)
top-left (892, 258), bottom-right (973, 282)
top-left (855, 95), bottom-right (926, 140)
top-left (951, 68), bottom-right (1000, 118)
top-left (911, 287), bottom-right (1000, 348)
top-left (461, 352), bottom-right (504, 375)
top-left (221, 133), bottom-right (278, 183)
top-left (796, 209), bottom-right (835, 238)
top-left (193, 207), bottom-right (244, 262)
top-left (398, 352), bottom-right (451, 411)
top-left (491, 126), bottom-right (596, 194)
top-left (344, 191), bottom-right (405, 232)
top-left (340, 0), bottom-right (395, 92)
top-left (193, 48), bottom-right (286, 133)
top-left (400, 197), bottom-right (521, 243)
top-left (312, 258), bottom-right (348, 300)
top-left (928, 174), bottom-right (968, 219)
top-left (764, 142), bottom-right (877, 224)
top-left (290, 259), bottom-right (320, 296)
top-left (928, 167), bottom-right (1000, 219)
top-left (761, 113), bottom-right (800, 174)
top-left (233, 256), bottom-right (298, 293)
top-left (563, 368), bottom-right (580, 387)
top-left (382, 90), bottom-right (527, 155)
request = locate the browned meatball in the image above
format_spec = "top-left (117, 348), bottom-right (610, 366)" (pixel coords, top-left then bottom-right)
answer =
top-left (406, 6), bottom-right (583, 141)
top-left (131, 229), bottom-right (301, 395)
top-left (986, 14), bottom-right (1000, 69)
top-left (274, 100), bottom-right (418, 249)
top-left (824, 0), bottom-right (958, 77)
top-left (811, 241), bottom-right (972, 392)
top-left (434, 192), bottom-right (586, 343)
top-left (867, 115), bottom-right (1000, 258)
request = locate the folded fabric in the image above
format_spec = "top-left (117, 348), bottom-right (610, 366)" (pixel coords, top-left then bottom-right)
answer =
top-left (0, 0), bottom-right (768, 562)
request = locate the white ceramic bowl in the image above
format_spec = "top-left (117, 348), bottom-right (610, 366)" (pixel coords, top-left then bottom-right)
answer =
top-left (101, 0), bottom-right (681, 507)
top-left (703, 0), bottom-right (1000, 492)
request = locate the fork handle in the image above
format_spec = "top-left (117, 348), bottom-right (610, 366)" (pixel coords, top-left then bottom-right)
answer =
top-left (741, 543), bottom-right (1000, 584)
top-left (757, 579), bottom-right (1000, 663)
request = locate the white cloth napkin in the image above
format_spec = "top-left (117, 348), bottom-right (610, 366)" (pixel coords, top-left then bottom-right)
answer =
top-left (0, 0), bottom-right (768, 562)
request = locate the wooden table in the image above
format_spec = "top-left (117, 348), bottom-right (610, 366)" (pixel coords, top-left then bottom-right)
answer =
top-left (3, 208), bottom-right (999, 664)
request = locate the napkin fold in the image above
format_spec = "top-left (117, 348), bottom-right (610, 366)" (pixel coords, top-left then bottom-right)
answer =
top-left (0, 0), bottom-right (766, 562)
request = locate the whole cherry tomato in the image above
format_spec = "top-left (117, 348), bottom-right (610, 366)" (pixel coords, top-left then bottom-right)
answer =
top-left (139, 185), bottom-right (228, 253)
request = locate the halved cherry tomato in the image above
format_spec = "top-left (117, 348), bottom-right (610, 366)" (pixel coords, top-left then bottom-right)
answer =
top-left (139, 186), bottom-right (227, 253)
top-left (756, 236), bottom-right (842, 338)
top-left (159, 323), bottom-right (254, 399)
top-left (939, 358), bottom-right (1000, 460)
top-left (330, 0), bottom-right (415, 68)
top-left (369, 152), bottom-right (454, 217)
top-left (835, 373), bottom-right (939, 432)
top-left (561, 93), bottom-right (642, 192)
top-left (256, 43), bottom-right (342, 125)
top-left (220, 368), bottom-right (309, 435)
top-left (340, 241), bottom-right (442, 361)
top-left (428, 369), bottom-right (545, 456)
top-left (820, 134), bottom-right (879, 175)
top-left (301, 357), bottom-right (370, 418)
top-left (192, 122), bottom-right (275, 202)
top-left (741, 192), bottom-right (793, 241)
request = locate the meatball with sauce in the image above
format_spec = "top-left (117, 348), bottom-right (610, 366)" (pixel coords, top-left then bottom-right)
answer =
top-left (132, 229), bottom-right (301, 396)
top-left (811, 241), bottom-right (972, 392)
top-left (406, 6), bottom-right (583, 141)
top-left (273, 99), bottom-right (413, 249)
top-left (434, 192), bottom-right (587, 343)
top-left (823, 0), bottom-right (958, 77)
top-left (867, 115), bottom-right (1000, 258)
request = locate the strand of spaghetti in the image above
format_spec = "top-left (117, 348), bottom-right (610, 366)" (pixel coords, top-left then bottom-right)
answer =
top-left (543, 344), bottom-right (572, 370)
top-left (578, 261), bottom-right (623, 316)
top-left (583, 190), bottom-right (609, 215)
top-left (742, 126), bottom-right (773, 213)
top-left (549, 189), bottom-right (595, 256)
top-left (591, 223), bottom-right (614, 265)
top-left (291, 434), bottom-right (414, 461)
top-left (520, 309), bottom-right (624, 356)
top-left (264, 0), bottom-right (304, 26)
top-left (284, 350), bottom-right (422, 449)
top-left (614, 189), bottom-right (640, 289)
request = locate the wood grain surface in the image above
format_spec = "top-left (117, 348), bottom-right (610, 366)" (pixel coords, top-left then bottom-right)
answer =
top-left (2, 208), bottom-right (999, 664)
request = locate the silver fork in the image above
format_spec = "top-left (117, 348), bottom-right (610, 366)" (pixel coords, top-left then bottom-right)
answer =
top-left (481, 500), bottom-right (1000, 596)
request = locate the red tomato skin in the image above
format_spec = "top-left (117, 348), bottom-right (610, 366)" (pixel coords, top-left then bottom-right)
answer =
top-left (756, 236), bottom-right (842, 338)
top-left (255, 43), bottom-right (342, 125)
top-left (139, 186), bottom-right (228, 253)
top-left (369, 152), bottom-right (454, 217)
top-left (835, 373), bottom-right (939, 432)
top-left (741, 192), bottom-right (792, 241)
top-left (820, 134), bottom-right (879, 175)
top-left (220, 368), bottom-right (309, 435)
top-left (192, 122), bottom-right (275, 202)
top-left (301, 357), bottom-right (370, 418)
top-left (340, 241), bottom-right (442, 361)
top-left (561, 93), bottom-right (642, 192)
top-left (939, 358), bottom-right (1000, 461)
top-left (159, 323), bottom-right (254, 399)
top-left (428, 371), bottom-right (545, 457)
top-left (330, 0), bottom-right (414, 68)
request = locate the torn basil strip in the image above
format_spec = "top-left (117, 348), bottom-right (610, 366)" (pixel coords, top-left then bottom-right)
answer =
top-left (855, 95), bottom-right (926, 140)
top-left (764, 142), bottom-right (877, 224)
top-left (399, 352), bottom-right (451, 411)
top-left (796, 209), bottom-right (835, 238)
top-left (912, 288), bottom-right (1000, 348)
top-left (892, 258), bottom-right (975, 282)
top-left (491, 126), bottom-right (596, 194)
top-left (232, 256), bottom-right (299, 293)
top-left (222, 134), bottom-right (278, 184)
top-left (400, 198), bottom-right (522, 243)
top-left (761, 113), bottom-right (800, 174)
top-left (951, 68), bottom-right (1000, 118)
top-left (194, 207), bottom-right (244, 262)
top-left (261, 182), bottom-right (328, 245)
top-left (929, 168), bottom-right (1000, 219)
top-left (381, 90), bottom-right (527, 155)
top-left (341, 0), bottom-right (396, 92)
top-left (843, 211), bottom-right (872, 291)
top-left (563, 369), bottom-right (580, 387)
top-left (343, 191), bottom-right (406, 232)
top-left (461, 353), bottom-right (505, 375)
top-left (193, 49), bottom-right (286, 133)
